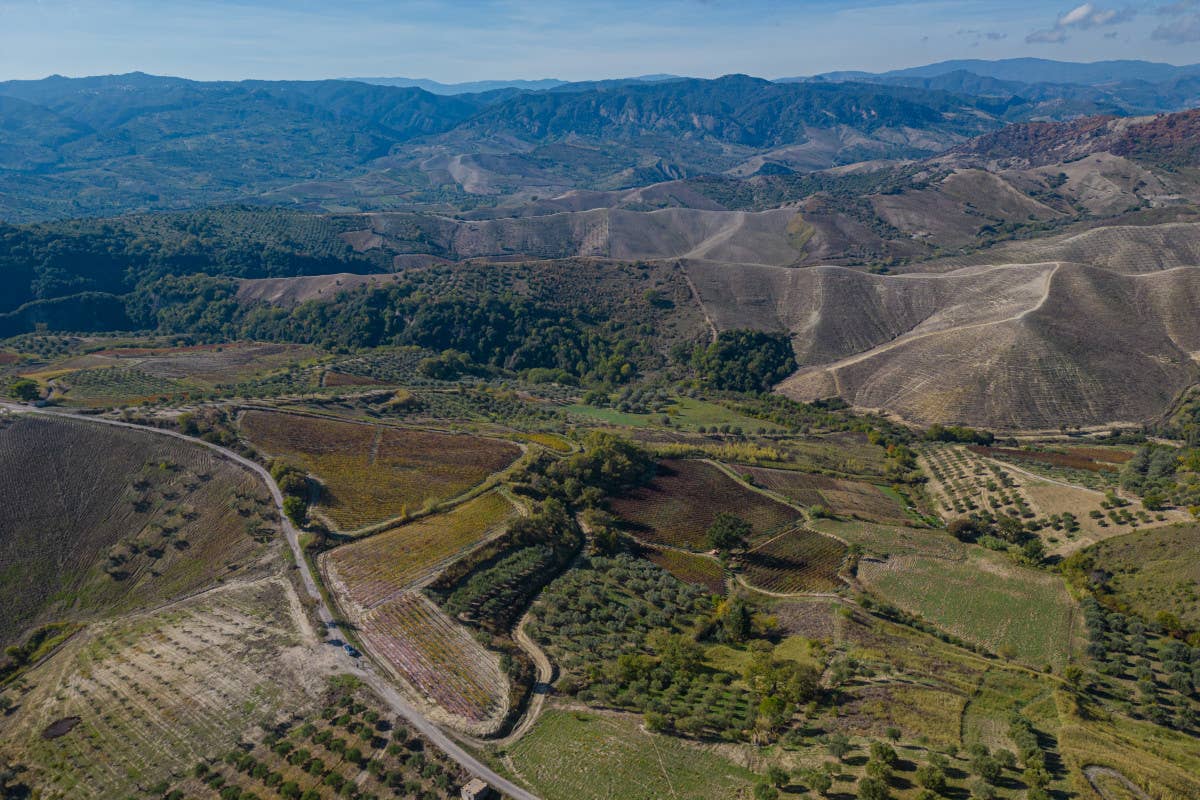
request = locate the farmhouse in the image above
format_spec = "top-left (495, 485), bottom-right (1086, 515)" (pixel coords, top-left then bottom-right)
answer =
top-left (461, 777), bottom-right (496, 800)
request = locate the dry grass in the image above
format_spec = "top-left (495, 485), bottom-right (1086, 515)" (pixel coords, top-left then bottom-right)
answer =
top-left (239, 410), bottom-right (520, 531)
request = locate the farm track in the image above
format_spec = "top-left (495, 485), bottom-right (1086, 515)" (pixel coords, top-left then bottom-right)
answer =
top-left (0, 402), bottom-right (543, 800)
top-left (1083, 766), bottom-right (1152, 800)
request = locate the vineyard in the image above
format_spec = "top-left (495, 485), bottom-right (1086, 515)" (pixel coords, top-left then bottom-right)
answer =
top-left (161, 676), bottom-right (470, 800)
top-left (643, 546), bottom-right (727, 595)
top-left (0, 413), bottom-right (275, 647)
top-left (360, 593), bottom-right (508, 726)
top-left (322, 491), bottom-right (517, 611)
top-left (238, 410), bottom-right (520, 531)
top-left (608, 459), bottom-right (800, 550)
top-left (0, 579), bottom-right (316, 799)
top-left (740, 527), bottom-right (847, 594)
top-left (740, 465), bottom-right (911, 525)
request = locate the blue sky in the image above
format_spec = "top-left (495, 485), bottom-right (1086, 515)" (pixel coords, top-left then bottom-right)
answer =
top-left (1, 0), bottom-right (1197, 82)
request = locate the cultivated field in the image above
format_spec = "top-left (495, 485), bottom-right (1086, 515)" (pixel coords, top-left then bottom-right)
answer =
top-left (858, 547), bottom-right (1076, 669)
top-left (643, 546), bottom-right (727, 595)
top-left (507, 707), bottom-right (756, 800)
top-left (322, 491), bottom-right (518, 611)
top-left (741, 464), bottom-right (911, 524)
top-left (0, 413), bottom-right (275, 647)
top-left (161, 675), bottom-right (470, 800)
top-left (239, 410), bottom-right (520, 531)
top-left (741, 527), bottom-right (847, 593)
top-left (0, 578), bottom-right (323, 799)
top-left (360, 592), bottom-right (508, 728)
top-left (608, 459), bottom-right (800, 550)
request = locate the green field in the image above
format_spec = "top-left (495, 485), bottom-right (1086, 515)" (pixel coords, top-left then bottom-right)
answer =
top-left (858, 547), bottom-right (1077, 670)
top-left (508, 708), bottom-right (756, 800)
top-left (1081, 524), bottom-right (1200, 629)
top-left (566, 397), bottom-right (783, 432)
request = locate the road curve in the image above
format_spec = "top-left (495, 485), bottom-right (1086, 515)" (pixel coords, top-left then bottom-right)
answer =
top-left (0, 403), bottom-right (541, 800)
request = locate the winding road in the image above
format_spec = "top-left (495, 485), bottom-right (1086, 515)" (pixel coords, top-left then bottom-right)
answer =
top-left (0, 402), bottom-right (541, 800)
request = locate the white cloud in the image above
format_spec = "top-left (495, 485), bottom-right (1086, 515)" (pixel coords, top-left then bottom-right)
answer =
top-left (1026, 3), bottom-right (1135, 44)
top-left (1152, 11), bottom-right (1200, 41)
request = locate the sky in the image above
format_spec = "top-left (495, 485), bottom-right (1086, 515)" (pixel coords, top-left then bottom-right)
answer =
top-left (0, 0), bottom-right (1197, 83)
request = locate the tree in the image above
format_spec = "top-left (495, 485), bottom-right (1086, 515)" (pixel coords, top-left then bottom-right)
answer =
top-left (915, 764), bottom-right (946, 794)
top-left (753, 782), bottom-right (779, 800)
top-left (765, 765), bottom-right (789, 788)
top-left (824, 731), bottom-right (852, 761)
top-left (858, 776), bottom-right (891, 800)
top-left (283, 495), bottom-right (307, 525)
top-left (7, 379), bottom-right (38, 402)
top-left (707, 512), bottom-right (751, 552)
top-left (869, 741), bottom-right (898, 767)
top-left (691, 329), bottom-right (797, 392)
top-left (802, 770), bottom-right (832, 796)
top-left (718, 598), bottom-right (753, 643)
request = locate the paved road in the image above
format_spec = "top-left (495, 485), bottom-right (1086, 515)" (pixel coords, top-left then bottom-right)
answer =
top-left (0, 403), bottom-right (541, 800)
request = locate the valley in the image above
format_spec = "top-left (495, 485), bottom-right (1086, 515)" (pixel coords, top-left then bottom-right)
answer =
top-left (1, 50), bottom-right (1199, 800)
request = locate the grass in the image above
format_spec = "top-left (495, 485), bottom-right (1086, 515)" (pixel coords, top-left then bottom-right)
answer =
top-left (239, 410), bottom-right (520, 531)
top-left (858, 547), bottom-right (1076, 670)
top-left (565, 396), bottom-right (783, 433)
top-left (507, 707), bottom-right (756, 800)
top-left (322, 491), bottom-right (517, 610)
top-left (1082, 523), bottom-right (1200, 629)
top-left (0, 413), bottom-right (274, 647)
top-left (608, 459), bottom-right (800, 550)
top-left (741, 527), bottom-right (847, 593)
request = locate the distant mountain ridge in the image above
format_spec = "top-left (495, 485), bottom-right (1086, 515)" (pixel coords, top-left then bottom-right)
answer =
top-left (797, 58), bottom-right (1200, 86)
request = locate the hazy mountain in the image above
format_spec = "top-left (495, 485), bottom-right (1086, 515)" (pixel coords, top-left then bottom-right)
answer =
top-left (801, 58), bottom-right (1200, 86)
top-left (345, 76), bottom-right (567, 94)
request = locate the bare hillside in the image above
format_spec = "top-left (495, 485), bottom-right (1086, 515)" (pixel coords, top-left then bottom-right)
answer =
top-left (764, 263), bottom-right (1200, 429)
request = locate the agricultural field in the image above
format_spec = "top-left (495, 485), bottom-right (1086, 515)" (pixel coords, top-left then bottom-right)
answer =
top-left (857, 545), bottom-right (1077, 670)
top-left (0, 413), bottom-right (276, 648)
top-left (322, 491), bottom-right (518, 612)
top-left (565, 396), bottom-right (784, 433)
top-left (24, 342), bottom-right (323, 407)
top-left (359, 592), bottom-right (508, 729)
top-left (505, 707), bottom-right (756, 800)
top-left (970, 443), bottom-right (1135, 490)
top-left (643, 545), bottom-right (727, 595)
top-left (160, 674), bottom-right (471, 800)
top-left (608, 459), bottom-right (800, 550)
top-left (740, 464), bottom-right (911, 524)
top-left (238, 410), bottom-right (520, 531)
top-left (0, 578), bottom-right (324, 799)
top-left (740, 527), bottom-right (847, 594)
top-left (919, 443), bottom-right (1171, 554)
top-left (1079, 524), bottom-right (1200, 630)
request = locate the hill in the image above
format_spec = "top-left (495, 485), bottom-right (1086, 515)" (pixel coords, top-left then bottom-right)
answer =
top-left (0, 413), bottom-right (277, 648)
